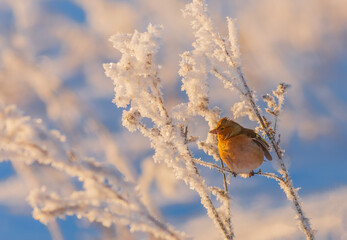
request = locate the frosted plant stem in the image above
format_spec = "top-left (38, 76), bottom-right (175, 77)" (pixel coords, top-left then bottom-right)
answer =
top-left (145, 214), bottom-right (181, 240)
top-left (0, 104), bottom-right (185, 240)
top-left (141, 101), bottom-right (232, 239)
top-left (10, 162), bottom-right (64, 240)
top-left (137, 123), bottom-right (232, 239)
top-left (220, 161), bottom-right (228, 193)
top-left (192, 158), bottom-right (286, 185)
top-left (236, 66), bottom-right (315, 240)
top-left (47, 220), bottom-right (64, 240)
top-left (183, 127), bottom-right (232, 239)
top-left (182, 134), bottom-right (233, 240)
top-left (105, 22), bottom-right (234, 239)
top-left (219, 160), bottom-right (232, 236)
top-left (49, 152), bottom-right (182, 239)
top-left (182, 0), bottom-right (313, 237)
top-left (191, 159), bottom-right (226, 172)
top-left (189, 159), bottom-right (233, 240)
top-left (254, 171), bottom-right (286, 185)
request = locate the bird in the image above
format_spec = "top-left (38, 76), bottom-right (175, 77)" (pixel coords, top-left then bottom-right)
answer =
top-left (209, 117), bottom-right (272, 176)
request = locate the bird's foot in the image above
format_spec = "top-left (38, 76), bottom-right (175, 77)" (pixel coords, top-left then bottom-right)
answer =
top-left (248, 170), bottom-right (255, 178)
top-left (232, 172), bottom-right (237, 177)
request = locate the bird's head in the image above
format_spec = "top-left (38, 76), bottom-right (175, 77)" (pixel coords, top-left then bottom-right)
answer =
top-left (209, 117), bottom-right (242, 139)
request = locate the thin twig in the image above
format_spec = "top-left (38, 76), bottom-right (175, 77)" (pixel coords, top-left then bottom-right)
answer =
top-left (220, 160), bottom-right (228, 193)
top-left (192, 158), bottom-right (285, 184)
top-left (253, 170), bottom-right (285, 185)
top-left (184, 126), bottom-right (232, 240)
top-left (188, 156), bottom-right (232, 240)
top-left (220, 160), bottom-right (233, 237)
top-left (192, 158), bottom-right (228, 173)
top-left (15, 140), bottom-right (183, 240)
top-left (214, 29), bottom-right (314, 239)
top-left (236, 66), bottom-right (315, 240)
top-left (211, 68), bottom-right (244, 94)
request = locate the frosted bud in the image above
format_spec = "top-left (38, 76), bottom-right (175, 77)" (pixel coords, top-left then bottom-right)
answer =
top-left (122, 109), bottom-right (141, 132)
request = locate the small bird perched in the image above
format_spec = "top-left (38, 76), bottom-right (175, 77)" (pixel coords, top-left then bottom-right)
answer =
top-left (210, 117), bottom-right (272, 176)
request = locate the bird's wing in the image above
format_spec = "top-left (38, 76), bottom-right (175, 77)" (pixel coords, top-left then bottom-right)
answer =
top-left (243, 128), bottom-right (272, 161)
top-left (253, 139), bottom-right (273, 161)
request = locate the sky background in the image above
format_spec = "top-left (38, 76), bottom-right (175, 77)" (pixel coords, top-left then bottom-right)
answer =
top-left (0, 0), bottom-right (347, 239)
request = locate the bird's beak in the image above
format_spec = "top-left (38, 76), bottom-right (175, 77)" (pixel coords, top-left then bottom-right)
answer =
top-left (209, 128), bottom-right (218, 134)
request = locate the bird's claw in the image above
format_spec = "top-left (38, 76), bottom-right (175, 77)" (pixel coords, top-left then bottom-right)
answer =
top-left (248, 170), bottom-right (255, 178)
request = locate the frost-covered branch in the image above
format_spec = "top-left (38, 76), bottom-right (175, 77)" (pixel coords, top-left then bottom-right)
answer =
top-left (104, 24), bottom-right (233, 240)
top-left (0, 104), bottom-right (185, 240)
top-left (191, 157), bottom-right (286, 185)
top-left (177, 3), bottom-right (237, 235)
top-left (181, 0), bottom-right (314, 239)
top-left (235, 43), bottom-right (315, 240)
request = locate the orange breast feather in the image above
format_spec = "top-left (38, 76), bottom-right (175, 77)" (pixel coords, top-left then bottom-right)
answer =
top-left (218, 134), bottom-right (264, 174)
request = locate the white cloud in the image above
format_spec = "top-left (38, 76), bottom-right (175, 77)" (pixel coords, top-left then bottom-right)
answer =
top-left (183, 187), bottom-right (347, 239)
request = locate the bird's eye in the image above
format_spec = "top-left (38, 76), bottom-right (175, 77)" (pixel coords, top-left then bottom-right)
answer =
top-left (220, 128), bottom-right (224, 130)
